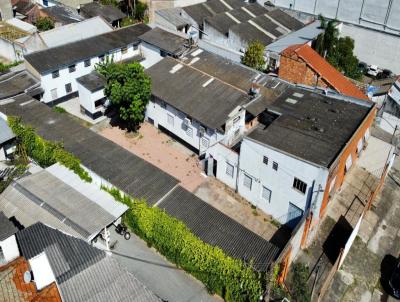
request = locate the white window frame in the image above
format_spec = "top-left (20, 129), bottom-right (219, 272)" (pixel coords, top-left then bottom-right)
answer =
top-left (186, 126), bottom-right (193, 137)
top-left (262, 186), bottom-right (272, 202)
top-left (50, 88), bottom-right (58, 100)
top-left (167, 113), bottom-right (174, 126)
top-left (243, 174), bottom-right (252, 190)
top-left (201, 137), bottom-right (209, 148)
top-left (226, 162), bottom-right (234, 178)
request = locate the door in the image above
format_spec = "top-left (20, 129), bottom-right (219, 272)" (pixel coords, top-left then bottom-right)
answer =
top-left (50, 88), bottom-right (58, 100)
top-left (287, 202), bottom-right (303, 229)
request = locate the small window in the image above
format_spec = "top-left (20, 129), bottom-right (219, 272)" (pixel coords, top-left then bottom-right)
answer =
top-left (226, 162), bottom-right (234, 178)
top-left (98, 55), bottom-right (105, 62)
top-left (262, 186), bottom-right (272, 202)
top-left (52, 70), bottom-right (59, 78)
top-left (233, 115), bottom-right (241, 124)
top-left (263, 156), bottom-right (268, 165)
top-left (121, 47), bottom-right (128, 54)
top-left (50, 88), bottom-right (57, 100)
top-left (65, 83), bottom-right (72, 93)
top-left (186, 126), bottom-right (193, 137)
top-left (68, 64), bottom-right (76, 73)
top-left (201, 137), bottom-right (209, 148)
top-left (160, 101), bottom-right (167, 109)
top-left (167, 113), bottom-right (174, 126)
top-left (293, 177), bottom-right (307, 194)
top-left (84, 59), bottom-right (91, 67)
top-left (272, 161), bottom-right (278, 171)
top-left (243, 174), bottom-right (252, 190)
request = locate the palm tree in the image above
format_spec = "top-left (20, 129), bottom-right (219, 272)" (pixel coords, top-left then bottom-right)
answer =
top-left (314, 15), bottom-right (339, 58)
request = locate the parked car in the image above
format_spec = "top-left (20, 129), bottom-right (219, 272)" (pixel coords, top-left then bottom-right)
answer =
top-left (389, 261), bottom-right (400, 299)
top-left (377, 69), bottom-right (394, 79)
top-left (367, 65), bottom-right (380, 77)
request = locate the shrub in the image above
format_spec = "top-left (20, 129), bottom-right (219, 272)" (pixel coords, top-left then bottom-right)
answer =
top-left (53, 106), bottom-right (66, 114)
top-left (290, 262), bottom-right (311, 302)
top-left (35, 16), bottom-right (55, 31)
top-left (8, 117), bottom-right (92, 182)
top-left (102, 185), bottom-right (264, 302)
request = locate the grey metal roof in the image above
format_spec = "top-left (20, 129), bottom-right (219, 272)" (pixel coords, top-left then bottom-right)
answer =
top-left (266, 8), bottom-right (304, 31)
top-left (146, 56), bottom-right (250, 131)
top-left (24, 24), bottom-right (151, 74)
top-left (139, 27), bottom-right (188, 56)
top-left (266, 20), bottom-right (323, 53)
top-left (159, 186), bottom-right (279, 271)
top-left (0, 170), bottom-right (116, 240)
top-left (0, 211), bottom-right (17, 241)
top-left (0, 71), bottom-right (40, 100)
top-left (247, 86), bottom-right (374, 168)
top-left (155, 8), bottom-right (188, 28)
top-left (76, 71), bottom-right (106, 92)
top-left (42, 5), bottom-right (84, 25)
top-left (16, 223), bottom-right (160, 302)
top-left (0, 118), bottom-right (15, 145)
top-left (0, 95), bottom-right (178, 205)
top-left (80, 2), bottom-right (126, 23)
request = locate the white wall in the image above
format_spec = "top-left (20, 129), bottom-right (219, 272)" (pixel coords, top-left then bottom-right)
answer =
top-left (0, 38), bottom-right (20, 62)
top-left (207, 142), bottom-right (239, 189)
top-left (237, 138), bottom-right (329, 223)
top-left (146, 98), bottom-right (225, 153)
top-left (77, 84), bottom-right (107, 115)
top-left (0, 235), bottom-right (19, 263)
top-left (140, 43), bottom-right (163, 69)
top-left (39, 44), bottom-right (141, 103)
top-left (203, 21), bottom-right (230, 47)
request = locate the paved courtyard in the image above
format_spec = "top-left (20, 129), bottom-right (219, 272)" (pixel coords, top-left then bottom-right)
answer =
top-left (99, 122), bottom-right (206, 192)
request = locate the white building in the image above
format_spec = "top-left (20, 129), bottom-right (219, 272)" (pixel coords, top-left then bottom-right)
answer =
top-left (0, 117), bottom-right (16, 161)
top-left (377, 77), bottom-right (400, 134)
top-left (24, 23), bottom-right (151, 105)
top-left (0, 212), bottom-right (19, 265)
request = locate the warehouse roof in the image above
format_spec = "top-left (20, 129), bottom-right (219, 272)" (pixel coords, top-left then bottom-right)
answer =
top-left (17, 223), bottom-right (160, 302)
top-left (80, 2), bottom-right (125, 23)
top-left (139, 27), bottom-right (188, 57)
top-left (76, 71), bottom-right (106, 92)
top-left (0, 211), bottom-right (17, 241)
top-left (0, 95), bottom-right (178, 205)
top-left (159, 186), bottom-right (279, 271)
top-left (24, 23), bottom-right (151, 74)
top-left (0, 71), bottom-right (40, 100)
top-left (247, 86), bottom-right (374, 168)
top-left (42, 5), bottom-right (84, 25)
top-left (146, 56), bottom-right (250, 131)
top-left (155, 8), bottom-right (188, 28)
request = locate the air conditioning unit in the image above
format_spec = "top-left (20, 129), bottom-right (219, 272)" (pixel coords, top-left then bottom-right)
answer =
top-left (183, 117), bottom-right (191, 126)
top-left (199, 126), bottom-right (206, 135)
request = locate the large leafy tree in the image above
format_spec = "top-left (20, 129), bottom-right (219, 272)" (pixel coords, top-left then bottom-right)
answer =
top-left (97, 62), bottom-right (151, 129)
top-left (241, 40), bottom-right (266, 71)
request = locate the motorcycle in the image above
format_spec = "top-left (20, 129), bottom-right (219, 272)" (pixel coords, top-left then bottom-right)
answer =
top-left (115, 223), bottom-right (131, 240)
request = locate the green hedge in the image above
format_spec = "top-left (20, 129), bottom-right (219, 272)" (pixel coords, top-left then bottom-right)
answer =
top-left (8, 117), bottom-right (92, 182)
top-left (103, 185), bottom-right (264, 302)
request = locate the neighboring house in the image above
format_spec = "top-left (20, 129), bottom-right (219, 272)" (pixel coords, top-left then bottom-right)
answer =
top-left (207, 78), bottom-right (376, 228)
top-left (0, 118), bottom-right (16, 161)
top-left (24, 23), bottom-right (151, 105)
top-left (0, 20), bottom-right (30, 61)
top-left (41, 4), bottom-right (85, 26)
top-left (0, 221), bottom-right (161, 302)
top-left (0, 0), bottom-right (13, 20)
top-left (377, 76), bottom-right (400, 134)
top-left (0, 212), bottom-right (19, 265)
top-left (80, 2), bottom-right (125, 27)
top-left (15, 16), bottom-right (113, 54)
top-left (5, 17), bottom-right (37, 33)
top-left (11, 0), bottom-right (46, 24)
top-left (155, 7), bottom-right (190, 33)
top-left (279, 43), bottom-right (369, 100)
top-left (0, 163), bottom-right (128, 243)
top-left (0, 70), bottom-right (42, 100)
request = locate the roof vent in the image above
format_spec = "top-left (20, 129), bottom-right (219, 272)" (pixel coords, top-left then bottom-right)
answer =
top-left (285, 98), bottom-right (298, 104)
top-left (202, 78), bottom-right (214, 87)
top-left (249, 83), bottom-right (260, 95)
top-left (24, 271), bottom-right (33, 283)
top-left (293, 92), bottom-right (304, 98)
top-left (328, 108), bottom-right (338, 113)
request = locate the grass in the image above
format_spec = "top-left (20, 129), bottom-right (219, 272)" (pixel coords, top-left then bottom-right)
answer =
top-left (53, 106), bottom-right (67, 114)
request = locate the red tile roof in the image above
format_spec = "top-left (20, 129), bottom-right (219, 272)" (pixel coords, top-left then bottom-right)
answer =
top-left (281, 43), bottom-right (369, 100)
top-left (0, 257), bottom-right (61, 302)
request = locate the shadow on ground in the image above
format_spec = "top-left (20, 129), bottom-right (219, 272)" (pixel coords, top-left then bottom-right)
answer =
top-left (380, 254), bottom-right (398, 298)
top-left (323, 215), bottom-right (353, 264)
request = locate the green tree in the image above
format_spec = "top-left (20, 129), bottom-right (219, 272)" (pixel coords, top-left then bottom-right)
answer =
top-left (314, 16), bottom-right (338, 58)
top-left (241, 40), bottom-right (266, 71)
top-left (290, 263), bottom-right (311, 302)
top-left (134, 1), bottom-right (148, 22)
top-left (35, 16), bottom-right (54, 31)
top-left (97, 62), bottom-right (151, 129)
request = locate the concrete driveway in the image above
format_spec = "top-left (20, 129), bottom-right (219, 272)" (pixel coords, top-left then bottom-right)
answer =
top-left (108, 225), bottom-right (220, 302)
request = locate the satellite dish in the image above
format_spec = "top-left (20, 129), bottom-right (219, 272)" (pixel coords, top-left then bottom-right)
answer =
top-left (23, 271), bottom-right (32, 283)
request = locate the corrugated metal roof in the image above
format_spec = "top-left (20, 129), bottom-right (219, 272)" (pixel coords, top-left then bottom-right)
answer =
top-left (159, 186), bottom-right (279, 271)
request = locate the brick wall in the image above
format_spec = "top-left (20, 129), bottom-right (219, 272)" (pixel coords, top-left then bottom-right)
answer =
top-left (279, 55), bottom-right (330, 89)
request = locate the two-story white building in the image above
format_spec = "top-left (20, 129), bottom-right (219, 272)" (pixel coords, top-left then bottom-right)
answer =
top-left (23, 23), bottom-right (151, 105)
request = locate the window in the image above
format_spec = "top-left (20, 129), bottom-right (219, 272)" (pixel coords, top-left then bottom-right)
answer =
top-left (167, 113), bottom-right (174, 126)
top-left (272, 161), bottom-right (278, 171)
top-left (121, 47), bottom-right (128, 54)
top-left (68, 64), bottom-right (76, 73)
top-left (226, 162), bottom-right (234, 178)
top-left (65, 83), bottom-right (72, 93)
top-left (84, 59), bottom-right (91, 67)
top-left (160, 101), bottom-right (166, 109)
top-left (293, 177), bottom-right (307, 194)
top-left (52, 70), bottom-right (59, 78)
top-left (186, 126), bottom-right (193, 137)
top-left (233, 115), bottom-right (241, 124)
top-left (201, 137), bottom-right (209, 148)
top-left (50, 88), bottom-right (57, 100)
top-left (262, 186), bottom-right (272, 202)
top-left (243, 174), bottom-right (252, 190)
top-left (263, 156), bottom-right (268, 165)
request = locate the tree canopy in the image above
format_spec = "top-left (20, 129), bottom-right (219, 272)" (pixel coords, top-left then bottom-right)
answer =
top-left (313, 16), bottom-right (362, 80)
top-left (35, 17), bottom-right (54, 31)
top-left (97, 62), bottom-right (151, 129)
top-left (241, 40), bottom-right (266, 71)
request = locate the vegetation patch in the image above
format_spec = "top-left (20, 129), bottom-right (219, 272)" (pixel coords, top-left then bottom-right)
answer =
top-left (8, 117), bottom-right (92, 182)
top-left (102, 185), bottom-right (265, 302)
